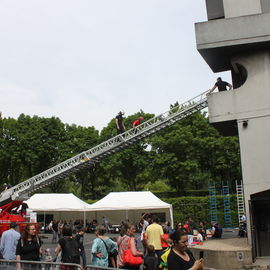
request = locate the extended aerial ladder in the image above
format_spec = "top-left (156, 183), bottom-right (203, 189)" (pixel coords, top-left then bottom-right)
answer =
top-left (0, 90), bottom-right (208, 207)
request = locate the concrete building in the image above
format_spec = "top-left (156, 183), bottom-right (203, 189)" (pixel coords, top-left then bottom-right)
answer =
top-left (195, 0), bottom-right (270, 259)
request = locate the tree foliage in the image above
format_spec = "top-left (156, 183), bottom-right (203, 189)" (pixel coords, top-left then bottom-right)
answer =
top-left (0, 107), bottom-right (241, 199)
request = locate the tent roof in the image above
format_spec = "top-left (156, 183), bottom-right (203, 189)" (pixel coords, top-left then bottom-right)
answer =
top-left (86, 191), bottom-right (171, 211)
top-left (26, 193), bottom-right (90, 211)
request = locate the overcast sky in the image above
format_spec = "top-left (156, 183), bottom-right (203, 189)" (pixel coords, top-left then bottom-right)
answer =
top-left (0, 1), bottom-right (231, 131)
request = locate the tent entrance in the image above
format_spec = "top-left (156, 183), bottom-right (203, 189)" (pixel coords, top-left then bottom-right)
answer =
top-left (251, 190), bottom-right (270, 257)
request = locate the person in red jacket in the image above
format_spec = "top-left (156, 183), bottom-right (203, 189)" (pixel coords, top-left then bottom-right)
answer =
top-left (132, 117), bottom-right (144, 128)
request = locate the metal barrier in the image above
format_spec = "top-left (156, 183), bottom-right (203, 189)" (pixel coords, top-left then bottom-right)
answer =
top-left (0, 259), bottom-right (121, 270)
top-left (85, 266), bottom-right (119, 270)
top-left (0, 259), bottom-right (83, 270)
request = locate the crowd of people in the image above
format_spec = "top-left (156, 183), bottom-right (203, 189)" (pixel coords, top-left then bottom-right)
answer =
top-left (0, 215), bottom-right (225, 270)
top-left (88, 214), bottom-right (211, 270)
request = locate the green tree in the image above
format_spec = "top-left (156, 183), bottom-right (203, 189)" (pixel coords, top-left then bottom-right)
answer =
top-left (149, 108), bottom-right (241, 194)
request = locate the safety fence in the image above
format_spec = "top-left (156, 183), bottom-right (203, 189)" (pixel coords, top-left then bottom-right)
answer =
top-left (0, 259), bottom-right (82, 270)
top-left (84, 266), bottom-right (119, 270)
top-left (0, 259), bottom-right (119, 270)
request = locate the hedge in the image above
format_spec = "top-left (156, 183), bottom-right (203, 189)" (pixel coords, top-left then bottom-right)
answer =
top-left (161, 195), bottom-right (238, 228)
top-left (153, 190), bottom-right (209, 198)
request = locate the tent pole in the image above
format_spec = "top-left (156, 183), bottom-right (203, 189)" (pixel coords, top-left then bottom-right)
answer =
top-left (43, 211), bottom-right (46, 228)
top-left (126, 210), bottom-right (128, 222)
top-left (133, 210), bottom-right (135, 224)
top-left (84, 211), bottom-right (86, 227)
top-left (169, 205), bottom-right (174, 229)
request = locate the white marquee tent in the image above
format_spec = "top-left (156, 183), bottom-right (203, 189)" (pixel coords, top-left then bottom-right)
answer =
top-left (86, 191), bottom-right (174, 226)
top-left (26, 193), bottom-right (91, 222)
top-left (25, 192), bottom-right (174, 226)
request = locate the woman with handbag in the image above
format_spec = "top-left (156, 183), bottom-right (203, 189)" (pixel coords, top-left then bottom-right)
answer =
top-left (117, 223), bottom-right (143, 270)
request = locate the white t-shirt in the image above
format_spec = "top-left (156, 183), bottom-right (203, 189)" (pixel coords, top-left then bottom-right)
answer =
top-left (140, 220), bottom-right (149, 240)
top-left (142, 220), bottom-right (149, 233)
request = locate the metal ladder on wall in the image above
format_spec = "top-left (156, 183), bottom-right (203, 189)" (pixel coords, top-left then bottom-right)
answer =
top-left (209, 183), bottom-right (218, 223)
top-left (0, 90), bottom-right (209, 204)
top-left (236, 180), bottom-right (245, 226)
top-left (222, 182), bottom-right (232, 228)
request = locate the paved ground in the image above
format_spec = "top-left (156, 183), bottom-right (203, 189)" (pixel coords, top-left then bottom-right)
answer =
top-left (40, 232), bottom-right (129, 265)
top-left (40, 229), bottom-right (244, 266)
top-left (203, 229), bottom-right (249, 251)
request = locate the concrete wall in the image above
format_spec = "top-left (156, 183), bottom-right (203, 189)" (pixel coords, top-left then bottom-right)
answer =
top-left (196, 13), bottom-right (270, 50)
top-left (237, 116), bottom-right (270, 243)
top-left (207, 50), bottom-right (270, 123)
top-left (190, 247), bottom-right (252, 269)
top-left (207, 50), bottom-right (270, 245)
top-left (197, 0), bottom-right (270, 257)
top-left (195, 12), bottom-right (270, 72)
top-left (205, 0), bottom-right (224, 20)
top-left (205, 0), bottom-right (270, 21)
top-left (237, 117), bottom-right (270, 195)
top-left (223, 0), bottom-right (262, 18)
top-left (261, 0), bottom-right (270, 13)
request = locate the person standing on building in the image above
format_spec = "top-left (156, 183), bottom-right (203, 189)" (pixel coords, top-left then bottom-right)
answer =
top-left (208, 77), bottom-right (232, 94)
top-left (145, 216), bottom-right (167, 261)
top-left (0, 222), bottom-right (20, 261)
top-left (115, 111), bottom-right (125, 134)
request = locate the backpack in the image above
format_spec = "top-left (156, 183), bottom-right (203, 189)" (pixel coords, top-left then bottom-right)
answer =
top-left (62, 237), bottom-right (80, 264)
top-left (159, 248), bottom-right (171, 270)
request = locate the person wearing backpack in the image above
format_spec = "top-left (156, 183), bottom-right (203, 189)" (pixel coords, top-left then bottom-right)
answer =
top-left (55, 225), bottom-right (80, 270)
top-left (16, 224), bottom-right (42, 270)
top-left (91, 225), bottom-right (117, 267)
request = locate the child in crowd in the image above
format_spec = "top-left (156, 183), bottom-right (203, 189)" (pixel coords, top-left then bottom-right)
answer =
top-left (197, 229), bottom-right (204, 242)
top-left (44, 248), bottom-right (53, 270)
top-left (144, 245), bottom-right (158, 270)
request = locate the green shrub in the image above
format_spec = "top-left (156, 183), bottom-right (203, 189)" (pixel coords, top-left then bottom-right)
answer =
top-left (161, 195), bottom-right (238, 227)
